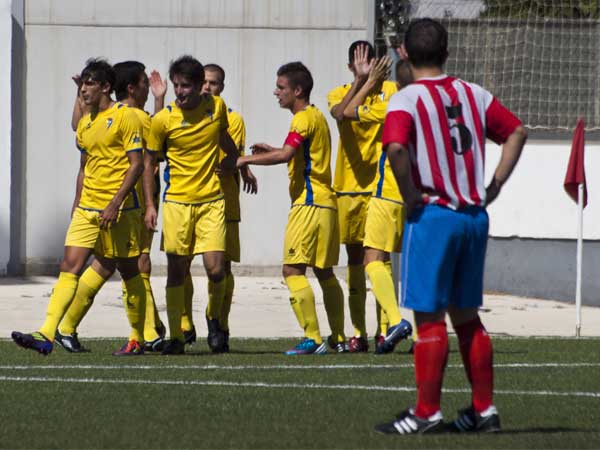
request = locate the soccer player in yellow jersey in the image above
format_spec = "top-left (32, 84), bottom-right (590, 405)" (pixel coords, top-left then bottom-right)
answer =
top-left (237, 62), bottom-right (346, 355)
top-left (342, 55), bottom-right (414, 354)
top-left (55, 61), bottom-right (168, 353)
top-left (144, 55), bottom-right (240, 355)
top-left (179, 63), bottom-right (258, 352)
top-left (11, 59), bottom-right (147, 355)
top-left (327, 41), bottom-right (399, 352)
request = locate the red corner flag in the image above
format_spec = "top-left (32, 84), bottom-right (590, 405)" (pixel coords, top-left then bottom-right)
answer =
top-left (564, 118), bottom-right (587, 208)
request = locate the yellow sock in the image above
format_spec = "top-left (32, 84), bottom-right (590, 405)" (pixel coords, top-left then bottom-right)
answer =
top-left (220, 272), bottom-right (234, 331)
top-left (122, 274), bottom-right (146, 343)
top-left (59, 267), bottom-right (106, 335)
top-left (319, 276), bottom-right (345, 343)
top-left (285, 275), bottom-right (322, 344)
top-left (39, 272), bottom-right (79, 341)
top-left (347, 264), bottom-right (367, 337)
top-left (365, 261), bottom-right (402, 326)
top-left (206, 278), bottom-right (226, 322)
top-left (375, 302), bottom-right (389, 336)
top-left (166, 285), bottom-right (185, 341)
top-left (141, 273), bottom-right (160, 341)
top-left (181, 274), bottom-right (194, 332)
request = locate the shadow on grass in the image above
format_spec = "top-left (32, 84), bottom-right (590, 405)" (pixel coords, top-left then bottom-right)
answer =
top-left (501, 427), bottom-right (599, 433)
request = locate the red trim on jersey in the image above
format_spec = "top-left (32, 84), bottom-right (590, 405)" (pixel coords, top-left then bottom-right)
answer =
top-left (424, 84), bottom-right (468, 208)
top-left (284, 131), bottom-right (305, 149)
top-left (416, 97), bottom-right (446, 195)
top-left (485, 98), bottom-right (522, 144)
top-left (382, 110), bottom-right (414, 148)
top-left (443, 81), bottom-right (481, 205)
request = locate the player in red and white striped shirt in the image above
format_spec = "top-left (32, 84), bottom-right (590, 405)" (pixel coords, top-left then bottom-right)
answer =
top-left (375, 18), bottom-right (527, 435)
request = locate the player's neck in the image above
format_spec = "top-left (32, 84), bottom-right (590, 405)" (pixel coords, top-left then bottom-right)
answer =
top-left (291, 99), bottom-right (309, 114)
top-left (91, 96), bottom-right (115, 115)
top-left (411, 66), bottom-right (444, 80)
top-left (120, 97), bottom-right (143, 110)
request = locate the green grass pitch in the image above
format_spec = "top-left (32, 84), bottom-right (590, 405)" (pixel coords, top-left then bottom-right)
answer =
top-left (1, 337), bottom-right (599, 449)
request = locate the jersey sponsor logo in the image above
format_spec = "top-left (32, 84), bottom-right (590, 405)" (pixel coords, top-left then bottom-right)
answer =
top-left (106, 118), bottom-right (113, 129)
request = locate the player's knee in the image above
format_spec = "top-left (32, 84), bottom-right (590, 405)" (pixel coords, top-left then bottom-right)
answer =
top-left (206, 265), bottom-right (225, 282)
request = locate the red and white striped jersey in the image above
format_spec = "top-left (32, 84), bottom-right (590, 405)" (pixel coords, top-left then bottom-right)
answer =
top-left (382, 75), bottom-right (521, 209)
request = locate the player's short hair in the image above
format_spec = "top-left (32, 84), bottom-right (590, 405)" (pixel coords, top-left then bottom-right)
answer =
top-left (204, 64), bottom-right (225, 84)
top-left (395, 59), bottom-right (413, 89)
top-left (81, 58), bottom-right (115, 92)
top-left (277, 62), bottom-right (313, 100)
top-left (348, 40), bottom-right (375, 64)
top-left (169, 55), bottom-right (205, 85)
top-left (113, 61), bottom-right (146, 101)
top-left (404, 18), bottom-right (448, 68)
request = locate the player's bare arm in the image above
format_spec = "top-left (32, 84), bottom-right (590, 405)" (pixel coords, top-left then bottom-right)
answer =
top-left (218, 129), bottom-right (240, 173)
top-left (387, 142), bottom-right (428, 215)
top-left (70, 75), bottom-right (88, 132)
top-left (71, 151), bottom-right (87, 217)
top-left (149, 70), bottom-right (167, 114)
top-left (142, 149), bottom-right (159, 231)
top-left (330, 45), bottom-right (372, 121)
top-left (237, 144), bottom-right (295, 167)
top-left (99, 150), bottom-right (143, 229)
top-left (342, 56), bottom-right (392, 120)
top-left (486, 125), bottom-right (527, 206)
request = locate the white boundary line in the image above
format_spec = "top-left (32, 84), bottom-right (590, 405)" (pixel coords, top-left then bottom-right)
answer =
top-left (1, 362), bottom-right (599, 370)
top-left (1, 375), bottom-right (599, 398)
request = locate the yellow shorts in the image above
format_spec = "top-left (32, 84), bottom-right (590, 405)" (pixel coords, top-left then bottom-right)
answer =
top-left (283, 205), bottom-right (340, 269)
top-left (225, 221), bottom-right (240, 262)
top-left (64, 207), bottom-right (141, 259)
top-left (363, 197), bottom-right (406, 253)
top-left (161, 199), bottom-right (226, 256)
top-left (337, 194), bottom-right (370, 245)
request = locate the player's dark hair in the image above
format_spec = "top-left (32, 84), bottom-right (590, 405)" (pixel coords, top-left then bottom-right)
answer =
top-left (277, 62), bottom-right (313, 100)
top-left (204, 63), bottom-right (225, 84)
top-left (404, 18), bottom-right (448, 68)
top-left (348, 40), bottom-right (375, 64)
top-left (113, 61), bottom-right (146, 101)
top-left (81, 58), bottom-right (115, 92)
top-left (169, 55), bottom-right (205, 85)
top-left (395, 59), bottom-right (413, 89)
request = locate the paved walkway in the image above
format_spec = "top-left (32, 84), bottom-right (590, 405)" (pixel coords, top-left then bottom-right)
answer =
top-left (1, 276), bottom-right (599, 338)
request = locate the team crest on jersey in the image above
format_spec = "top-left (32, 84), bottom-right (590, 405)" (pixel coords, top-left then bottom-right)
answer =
top-left (181, 120), bottom-right (190, 127)
top-left (106, 118), bottom-right (113, 129)
top-left (132, 134), bottom-right (141, 144)
top-left (379, 92), bottom-right (385, 100)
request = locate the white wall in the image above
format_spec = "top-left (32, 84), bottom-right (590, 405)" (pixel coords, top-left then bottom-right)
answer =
top-left (24, 0), bottom-right (368, 269)
top-left (486, 141), bottom-right (600, 240)
top-left (0, 0), bottom-right (12, 275)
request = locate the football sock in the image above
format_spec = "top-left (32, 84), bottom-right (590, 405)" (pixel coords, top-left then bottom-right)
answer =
top-left (206, 278), bottom-right (226, 322)
top-left (375, 302), bottom-right (389, 336)
top-left (414, 321), bottom-right (448, 418)
top-left (347, 264), bottom-right (367, 337)
top-left (221, 272), bottom-right (235, 332)
top-left (59, 266), bottom-right (105, 335)
top-left (285, 275), bottom-right (322, 344)
top-left (180, 274), bottom-right (194, 332)
top-left (365, 261), bottom-right (402, 326)
top-left (39, 272), bottom-right (79, 341)
top-left (319, 276), bottom-right (345, 343)
top-left (166, 285), bottom-right (185, 341)
top-left (122, 274), bottom-right (146, 343)
top-left (455, 317), bottom-right (494, 413)
top-left (141, 273), bottom-right (161, 342)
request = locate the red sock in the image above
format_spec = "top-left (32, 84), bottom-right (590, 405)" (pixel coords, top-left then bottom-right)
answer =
top-left (414, 321), bottom-right (448, 418)
top-left (454, 317), bottom-right (494, 413)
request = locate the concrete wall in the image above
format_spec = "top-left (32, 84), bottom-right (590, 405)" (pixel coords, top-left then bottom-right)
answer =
top-left (22, 0), bottom-right (368, 272)
top-left (0, 0), bottom-right (13, 275)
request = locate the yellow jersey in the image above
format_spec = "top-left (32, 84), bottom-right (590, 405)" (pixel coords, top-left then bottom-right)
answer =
top-left (220, 106), bottom-right (246, 221)
top-left (327, 80), bottom-right (398, 194)
top-left (76, 102), bottom-right (144, 211)
top-left (357, 102), bottom-right (403, 203)
top-left (147, 95), bottom-right (229, 204)
top-left (284, 105), bottom-right (336, 209)
top-left (130, 108), bottom-right (152, 209)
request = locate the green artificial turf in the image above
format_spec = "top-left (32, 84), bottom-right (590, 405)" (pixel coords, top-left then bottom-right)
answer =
top-left (1, 337), bottom-right (599, 449)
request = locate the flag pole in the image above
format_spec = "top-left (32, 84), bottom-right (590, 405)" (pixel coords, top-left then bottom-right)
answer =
top-left (575, 183), bottom-right (584, 337)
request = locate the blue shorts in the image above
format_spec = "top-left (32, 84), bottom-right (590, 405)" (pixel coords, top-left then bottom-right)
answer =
top-left (400, 205), bottom-right (489, 313)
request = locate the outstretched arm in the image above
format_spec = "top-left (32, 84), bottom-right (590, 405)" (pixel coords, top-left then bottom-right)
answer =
top-left (342, 56), bottom-right (392, 120)
top-left (237, 143), bottom-right (295, 167)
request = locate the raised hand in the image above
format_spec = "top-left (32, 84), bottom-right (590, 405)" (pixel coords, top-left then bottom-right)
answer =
top-left (353, 44), bottom-right (373, 79)
top-left (368, 55), bottom-right (392, 83)
top-left (149, 70), bottom-right (167, 99)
